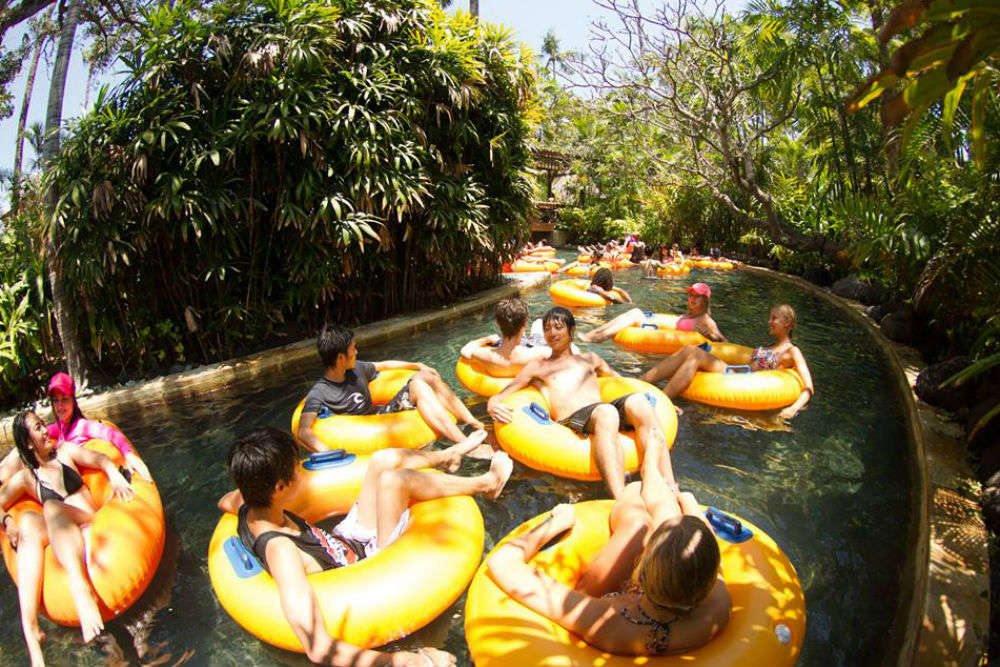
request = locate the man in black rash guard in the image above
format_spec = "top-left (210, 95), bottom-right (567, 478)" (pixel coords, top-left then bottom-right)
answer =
top-left (296, 324), bottom-right (486, 452)
top-left (217, 428), bottom-right (512, 667)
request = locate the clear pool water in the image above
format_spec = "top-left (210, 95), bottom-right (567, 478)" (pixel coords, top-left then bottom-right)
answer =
top-left (0, 256), bottom-right (910, 667)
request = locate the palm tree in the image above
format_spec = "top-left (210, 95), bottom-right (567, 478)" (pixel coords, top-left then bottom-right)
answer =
top-left (542, 29), bottom-right (560, 78)
top-left (43, 0), bottom-right (87, 386)
top-left (12, 8), bottom-right (54, 211)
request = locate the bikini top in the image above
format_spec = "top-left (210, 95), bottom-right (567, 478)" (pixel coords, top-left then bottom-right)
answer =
top-left (236, 505), bottom-right (363, 573)
top-left (604, 588), bottom-right (680, 654)
top-left (35, 461), bottom-right (84, 504)
top-left (750, 346), bottom-right (780, 370)
top-left (676, 315), bottom-right (696, 332)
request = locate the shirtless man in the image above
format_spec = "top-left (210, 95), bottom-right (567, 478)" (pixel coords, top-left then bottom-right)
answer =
top-left (487, 307), bottom-right (675, 499)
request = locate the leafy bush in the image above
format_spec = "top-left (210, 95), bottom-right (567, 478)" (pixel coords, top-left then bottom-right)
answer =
top-left (44, 0), bottom-right (536, 378)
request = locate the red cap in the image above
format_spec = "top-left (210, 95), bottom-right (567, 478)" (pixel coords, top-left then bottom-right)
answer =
top-left (47, 372), bottom-right (75, 398)
top-left (687, 282), bottom-right (711, 298)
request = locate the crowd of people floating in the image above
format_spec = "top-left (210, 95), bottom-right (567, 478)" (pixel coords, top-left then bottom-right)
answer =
top-left (0, 234), bottom-right (812, 667)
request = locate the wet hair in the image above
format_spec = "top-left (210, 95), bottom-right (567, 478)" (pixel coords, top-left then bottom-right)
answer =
top-left (227, 428), bottom-right (299, 508)
top-left (542, 307), bottom-right (575, 331)
top-left (495, 298), bottom-right (529, 338)
top-left (635, 515), bottom-right (720, 611)
top-left (591, 267), bottom-right (614, 290)
top-left (12, 411), bottom-right (40, 469)
top-left (317, 324), bottom-right (355, 368)
top-left (771, 304), bottom-right (797, 337)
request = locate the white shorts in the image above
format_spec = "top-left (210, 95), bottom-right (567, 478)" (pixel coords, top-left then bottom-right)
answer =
top-left (334, 502), bottom-right (411, 559)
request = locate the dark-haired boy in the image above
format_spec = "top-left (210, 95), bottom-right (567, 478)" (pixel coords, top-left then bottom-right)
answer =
top-left (297, 325), bottom-right (485, 452)
top-left (487, 307), bottom-right (674, 499)
top-left (217, 428), bottom-right (511, 667)
top-left (587, 268), bottom-right (632, 304)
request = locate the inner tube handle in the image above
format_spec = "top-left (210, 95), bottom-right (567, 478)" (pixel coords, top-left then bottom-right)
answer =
top-left (725, 365), bottom-right (752, 374)
top-left (529, 402), bottom-right (550, 421)
top-left (309, 449), bottom-right (348, 463)
top-left (704, 507), bottom-right (753, 543)
top-left (640, 323), bottom-right (659, 330)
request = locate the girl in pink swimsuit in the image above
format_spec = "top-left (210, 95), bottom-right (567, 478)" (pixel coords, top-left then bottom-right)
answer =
top-left (578, 283), bottom-right (725, 344)
top-left (45, 372), bottom-right (151, 480)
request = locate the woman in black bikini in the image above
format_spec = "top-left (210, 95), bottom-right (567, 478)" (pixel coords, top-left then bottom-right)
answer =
top-left (641, 304), bottom-right (814, 419)
top-left (487, 452), bottom-right (731, 656)
top-left (0, 410), bottom-right (135, 666)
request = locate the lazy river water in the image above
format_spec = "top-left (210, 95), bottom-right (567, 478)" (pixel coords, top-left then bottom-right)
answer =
top-left (0, 255), bottom-right (911, 667)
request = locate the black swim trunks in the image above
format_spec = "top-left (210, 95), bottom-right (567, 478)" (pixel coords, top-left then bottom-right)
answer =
top-left (559, 393), bottom-right (638, 434)
top-left (376, 382), bottom-right (416, 414)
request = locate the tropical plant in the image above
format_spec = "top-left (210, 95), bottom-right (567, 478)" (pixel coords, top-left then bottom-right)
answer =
top-left (41, 0), bottom-right (535, 381)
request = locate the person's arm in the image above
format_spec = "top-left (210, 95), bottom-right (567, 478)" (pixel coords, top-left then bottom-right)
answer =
top-left (68, 446), bottom-right (134, 501)
top-left (296, 412), bottom-right (327, 453)
top-left (79, 420), bottom-right (136, 456)
top-left (697, 317), bottom-right (727, 343)
top-left (590, 353), bottom-right (619, 378)
top-left (267, 537), bottom-right (452, 667)
top-left (0, 447), bottom-right (23, 485)
top-left (587, 286), bottom-right (620, 303)
top-left (779, 347), bottom-right (814, 420)
top-left (0, 473), bottom-right (30, 548)
top-left (612, 288), bottom-right (632, 303)
top-left (487, 506), bottom-right (630, 654)
top-left (460, 335), bottom-right (500, 359)
top-left (487, 362), bottom-right (542, 424)
top-left (373, 360), bottom-right (438, 377)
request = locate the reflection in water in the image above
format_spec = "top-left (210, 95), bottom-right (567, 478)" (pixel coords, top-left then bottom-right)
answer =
top-left (0, 257), bottom-right (909, 667)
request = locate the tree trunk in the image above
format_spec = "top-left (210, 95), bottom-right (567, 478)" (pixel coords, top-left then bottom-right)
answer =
top-left (43, 1), bottom-right (87, 387)
top-left (469, 0), bottom-right (478, 18)
top-left (12, 33), bottom-right (46, 211)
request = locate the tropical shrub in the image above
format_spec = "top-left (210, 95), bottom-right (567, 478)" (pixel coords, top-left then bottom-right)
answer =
top-left (44, 0), bottom-right (537, 378)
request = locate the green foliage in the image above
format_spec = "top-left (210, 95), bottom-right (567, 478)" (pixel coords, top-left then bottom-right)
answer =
top-left (41, 0), bottom-right (536, 379)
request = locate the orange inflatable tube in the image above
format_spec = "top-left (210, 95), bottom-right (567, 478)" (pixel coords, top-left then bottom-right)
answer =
top-left (465, 500), bottom-right (805, 667)
top-left (0, 439), bottom-right (165, 625)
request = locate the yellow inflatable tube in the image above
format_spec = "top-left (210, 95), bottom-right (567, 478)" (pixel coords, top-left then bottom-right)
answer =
top-left (681, 365), bottom-right (806, 410)
top-left (465, 500), bottom-right (805, 667)
top-left (291, 369), bottom-right (452, 453)
top-left (549, 279), bottom-right (609, 308)
top-left (656, 263), bottom-right (691, 276)
top-left (493, 377), bottom-right (677, 480)
top-left (1, 439), bottom-right (164, 626)
top-left (512, 259), bottom-right (558, 273)
top-left (208, 451), bottom-right (485, 652)
top-left (561, 262), bottom-right (596, 277)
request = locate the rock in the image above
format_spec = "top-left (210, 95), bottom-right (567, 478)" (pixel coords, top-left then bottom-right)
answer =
top-left (169, 363), bottom-right (185, 375)
top-left (915, 356), bottom-right (973, 411)
top-left (832, 276), bottom-right (868, 301)
top-left (982, 479), bottom-right (1000, 530)
top-left (859, 282), bottom-right (887, 306)
top-left (802, 266), bottom-right (834, 287)
top-left (968, 396), bottom-right (1000, 453)
top-left (880, 309), bottom-right (920, 344)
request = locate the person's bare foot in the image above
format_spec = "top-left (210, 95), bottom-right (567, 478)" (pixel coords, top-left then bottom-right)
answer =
top-left (441, 430), bottom-right (488, 472)
top-left (25, 624), bottom-right (46, 667)
top-left (78, 601), bottom-right (104, 643)
top-left (577, 330), bottom-right (595, 343)
top-left (674, 404), bottom-right (684, 416)
top-left (486, 452), bottom-right (514, 500)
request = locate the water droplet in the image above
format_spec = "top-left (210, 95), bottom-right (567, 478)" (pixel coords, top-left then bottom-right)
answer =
top-left (775, 623), bottom-right (791, 644)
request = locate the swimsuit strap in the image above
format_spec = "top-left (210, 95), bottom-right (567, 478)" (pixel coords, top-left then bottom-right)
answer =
top-left (617, 599), bottom-right (679, 654)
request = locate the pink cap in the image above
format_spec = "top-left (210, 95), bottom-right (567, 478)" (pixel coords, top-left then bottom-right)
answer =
top-left (47, 372), bottom-right (75, 398)
top-left (687, 282), bottom-right (711, 298)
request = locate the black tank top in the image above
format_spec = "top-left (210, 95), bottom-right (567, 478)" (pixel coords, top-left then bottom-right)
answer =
top-left (236, 505), bottom-right (365, 573)
top-left (35, 462), bottom-right (84, 504)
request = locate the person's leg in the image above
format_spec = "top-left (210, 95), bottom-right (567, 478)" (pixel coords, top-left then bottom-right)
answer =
top-left (622, 394), bottom-right (675, 488)
top-left (15, 511), bottom-right (48, 667)
top-left (353, 432), bottom-right (490, 529)
top-left (587, 404), bottom-right (625, 499)
top-left (662, 347), bottom-right (727, 399)
top-left (42, 502), bottom-right (103, 642)
top-left (640, 345), bottom-right (698, 385)
top-left (409, 371), bottom-right (484, 441)
top-left (372, 452), bottom-right (513, 546)
top-left (577, 308), bottom-right (647, 343)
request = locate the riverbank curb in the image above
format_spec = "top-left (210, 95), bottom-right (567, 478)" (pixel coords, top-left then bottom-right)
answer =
top-left (742, 264), bottom-right (987, 667)
top-left (0, 272), bottom-right (551, 451)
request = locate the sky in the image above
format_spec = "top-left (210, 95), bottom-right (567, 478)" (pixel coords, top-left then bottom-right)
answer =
top-left (0, 0), bottom-right (747, 193)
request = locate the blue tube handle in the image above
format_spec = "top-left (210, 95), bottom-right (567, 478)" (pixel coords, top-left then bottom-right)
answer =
top-left (725, 365), bottom-right (752, 374)
top-left (308, 449), bottom-right (348, 463)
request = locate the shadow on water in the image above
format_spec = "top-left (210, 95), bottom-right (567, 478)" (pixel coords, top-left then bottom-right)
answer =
top-left (0, 254), bottom-right (910, 667)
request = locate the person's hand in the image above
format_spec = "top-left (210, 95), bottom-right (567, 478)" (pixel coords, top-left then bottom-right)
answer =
top-left (550, 503), bottom-right (577, 532)
top-left (402, 647), bottom-right (456, 667)
top-left (128, 456), bottom-right (152, 482)
top-left (487, 397), bottom-right (513, 424)
top-left (5, 521), bottom-right (19, 549)
top-left (111, 475), bottom-right (136, 502)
